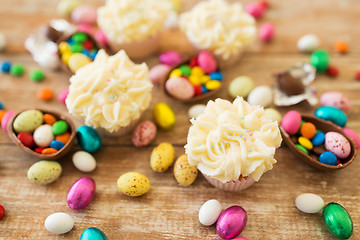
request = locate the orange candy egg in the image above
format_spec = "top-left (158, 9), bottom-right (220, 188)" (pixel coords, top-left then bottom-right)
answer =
top-left (37, 87), bottom-right (54, 101)
top-left (42, 148), bottom-right (58, 154)
top-left (300, 122), bottom-right (317, 139)
top-left (55, 132), bottom-right (71, 144)
top-left (334, 41), bottom-right (348, 54)
top-left (43, 114), bottom-right (57, 125)
top-left (0, 110), bottom-right (5, 124)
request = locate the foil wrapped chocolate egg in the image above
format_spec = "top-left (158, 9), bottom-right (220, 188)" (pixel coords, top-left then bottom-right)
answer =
top-left (276, 72), bottom-right (305, 96)
top-left (216, 205), bottom-right (247, 239)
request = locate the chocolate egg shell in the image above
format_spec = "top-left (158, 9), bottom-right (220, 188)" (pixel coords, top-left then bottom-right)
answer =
top-left (7, 108), bottom-right (75, 160)
top-left (276, 72), bottom-right (305, 95)
top-left (43, 25), bottom-right (63, 43)
top-left (280, 114), bottom-right (356, 170)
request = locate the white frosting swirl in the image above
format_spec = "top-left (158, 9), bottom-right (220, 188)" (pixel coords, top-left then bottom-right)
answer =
top-left (66, 50), bottom-right (153, 133)
top-left (97, 0), bottom-right (171, 43)
top-left (179, 0), bottom-right (256, 60)
top-left (185, 97), bottom-right (282, 183)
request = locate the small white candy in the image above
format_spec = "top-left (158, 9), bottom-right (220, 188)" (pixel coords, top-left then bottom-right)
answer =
top-left (295, 193), bottom-right (324, 213)
top-left (45, 212), bottom-right (74, 234)
top-left (0, 33), bottom-right (6, 51)
top-left (72, 151), bottom-right (97, 172)
top-left (297, 34), bottom-right (320, 53)
top-left (247, 85), bottom-right (272, 107)
top-left (33, 125), bottom-right (54, 148)
top-left (188, 104), bottom-right (206, 119)
top-left (199, 199), bottom-right (222, 226)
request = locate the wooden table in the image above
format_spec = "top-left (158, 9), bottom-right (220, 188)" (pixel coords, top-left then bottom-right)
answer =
top-left (1, 0), bottom-right (359, 239)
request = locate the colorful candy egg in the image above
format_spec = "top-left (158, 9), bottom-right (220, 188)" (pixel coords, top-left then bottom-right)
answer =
top-left (76, 126), bottom-right (102, 153)
top-left (173, 154), bottom-right (198, 186)
top-left (67, 177), bottom-right (96, 210)
top-left (117, 172), bottom-right (150, 197)
top-left (153, 103), bottom-right (176, 130)
top-left (27, 160), bottom-right (62, 185)
top-left (150, 142), bottom-right (175, 172)
top-left (323, 203), bottom-right (353, 239)
top-left (281, 111), bottom-right (302, 135)
top-left (80, 227), bottom-right (107, 240)
top-left (216, 206), bottom-right (247, 239)
top-left (325, 132), bottom-right (351, 159)
top-left (315, 106), bottom-right (347, 127)
top-left (13, 110), bottom-right (43, 133)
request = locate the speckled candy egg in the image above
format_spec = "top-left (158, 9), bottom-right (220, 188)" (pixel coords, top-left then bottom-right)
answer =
top-left (174, 154), bottom-right (198, 186)
top-left (67, 177), bottom-right (96, 210)
top-left (117, 172), bottom-right (150, 197)
top-left (132, 121), bottom-right (157, 147)
top-left (33, 124), bottom-right (54, 147)
top-left (320, 92), bottom-right (351, 113)
top-left (45, 212), bottom-right (74, 234)
top-left (13, 110), bottom-right (43, 133)
top-left (150, 142), bottom-right (175, 172)
top-left (165, 77), bottom-right (195, 100)
top-left (216, 205), bottom-right (247, 239)
top-left (27, 160), bottom-right (62, 185)
top-left (76, 126), bottom-right (102, 153)
top-left (325, 132), bottom-right (351, 159)
top-left (80, 227), bottom-right (107, 240)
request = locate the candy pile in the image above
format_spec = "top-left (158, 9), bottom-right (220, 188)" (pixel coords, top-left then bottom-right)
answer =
top-left (12, 110), bottom-right (72, 155)
top-left (1, 60), bottom-right (46, 82)
top-left (58, 32), bottom-right (99, 73)
top-left (165, 51), bottom-right (224, 101)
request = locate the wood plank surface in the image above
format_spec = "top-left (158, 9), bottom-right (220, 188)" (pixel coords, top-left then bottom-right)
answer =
top-left (0, 0), bottom-right (360, 239)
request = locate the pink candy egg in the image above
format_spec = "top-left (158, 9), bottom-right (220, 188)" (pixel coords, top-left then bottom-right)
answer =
top-left (198, 51), bottom-right (217, 74)
top-left (325, 132), bottom-right (351, 159)
top-left (216, 206), bottom-right (247, 239)
top-left (71, 5), bottom-right (97, 25)
top-left (58, 89), bottom-right (69, 104)
top-left (67, 177), bottom-right (95, 210)
top-left (259, 22), bottom-right (275, 42)
top-left (320, 91), bottom-right (351, 113)
top-left (232, 238), bottom-right (249, 240)
top-left (245, 2), bottom-right (265, 19)
top-left (150, 64), bottom-right (171, 85)
top-left (159, 51), bottom-right (182, 66)
top-left (1, 111), bottom-right (15, 132)
top-left (132, 121), bottom-right (157, 147)
top-left (94, 29), bottom-right (108, 46)
top-left (77, 24), bottom-right (94, 35)
top-left (343, 128), bottom-right (360, 149)
top-left (165, 77), bottom-right (195, 100)
top-left (281, 110), bottom-right (302, 135)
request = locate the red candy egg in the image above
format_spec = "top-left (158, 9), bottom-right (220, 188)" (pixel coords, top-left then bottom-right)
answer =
top-left (193, 85), bottom-right (202, 96)
top-left (190, 57), bottom-right (198, 68)
top-left (0, 204), bottom-right (5, 220)
top-left (83, 40), bottom-right (94, 50)
top-left (326, 66), bottom-right (339, 77)
top-left (34, 147), bottom-right (45, 154)
top-left (17, 132), bottom-right (35, 147)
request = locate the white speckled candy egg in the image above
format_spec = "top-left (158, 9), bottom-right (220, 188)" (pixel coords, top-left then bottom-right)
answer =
top-left (72, 151), bottom-right (96, 172)
top-left (45, 212), bottom-right (74, 234)
top-left (297, 34), bottom-right (320, 53)
top-left (199, 199), bottom-right (223, 226)
top-left (188, 104), bottom-right (206, 119)
top-left (33, 124), bottom-right (54, 147)
top-left (247, 85), bottom-right (272, 107)
top-left (295, 193), bottom-right (324, 213)
top-left (325, 132), bottom-right (351, 159)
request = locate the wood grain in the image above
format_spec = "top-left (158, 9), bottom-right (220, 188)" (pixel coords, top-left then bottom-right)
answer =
top-left (1, 0), bottom-right (360, 239)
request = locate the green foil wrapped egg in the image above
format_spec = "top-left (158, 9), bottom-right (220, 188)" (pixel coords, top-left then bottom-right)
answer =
top-left (76, 126), bottom-right (102, 153)
top-left (310, 50), bottom-right (330, 72)
top-left (80, 227), bottom-right (107, 240)
top-left (323, 203), bottom-right (353, 239)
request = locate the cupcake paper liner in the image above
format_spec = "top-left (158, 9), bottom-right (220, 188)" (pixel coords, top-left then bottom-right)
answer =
top-left (202, 172), bottom-right (255, 191)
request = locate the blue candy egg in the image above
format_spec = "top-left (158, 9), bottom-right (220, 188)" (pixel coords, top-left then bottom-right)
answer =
top-left (77, 126), bottom-right (102, 153)
top-left (319, 151), bottom-right (337, 166)
top-left (89, 50), bottom-right (98, 60)
top-left (312, 131), bottom-right (325, 146)
top-left (82, 49), bottom-right (90, 57)
top-left (80, 227), bottom-right (107, 240)
top-left (1, 61), bottom-right (11, 73)
top-left (50, 140), bottom-right (65, 150)
top-left (201, 85), bottom-right (209, 94)
top-left (209, 72), bottom-right (224, 81)
top-left (315, 106), bottom-right (347, 127)
top-left (0, 101), bottom-right (3, 110)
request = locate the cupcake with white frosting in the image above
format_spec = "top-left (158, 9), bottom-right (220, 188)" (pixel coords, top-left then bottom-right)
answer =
top-left (179, 0), bottom-right (256, 68)
top-left (185, 97), bottom-right (282, 191)
top-left (97, 0), bottom-right (171, 59)
top-left (66, 49), bottom-right (153, 136)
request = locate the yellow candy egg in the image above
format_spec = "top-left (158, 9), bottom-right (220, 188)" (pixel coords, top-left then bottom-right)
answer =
top-left (153, 102), bottom-right (176, 130)
top-left (191, 66), bottom-right (204, 76)
top-left (169, 68), bottom-right (182, 78)
top-left (169, 0), bottom-right (182, 12)
top-left (298, 136), bottom-right (313, 150)
top-left (174, 154), bottom-right (198, 186)
top-left (200, 75), bottom-right (211, 84)
top-left (189, 75), bottom-right (201, 85)
top-left (58, 41), bottom-right (70, 53)
top-left (206, 80), bottom-right (221, 90)
top-left (68, 53), bottom-right (91, 73)
top-left (150, 142), bottom-right (175, 172)
top-left (61, 51), bottom-right (73, 65)
top-left (117, 172), bottom-right (150, 197)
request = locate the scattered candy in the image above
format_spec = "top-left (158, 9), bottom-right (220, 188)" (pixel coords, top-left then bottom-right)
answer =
top-left (80, 227), bottom-right (107, 240)
top-left (247, 85), bottom-right (272, 107)
top-left (259, 22), bottom-right (274, 42)
top-left (149, 64), bottom-right (171, 85)
top-left (0, 204), bottom-right (4, 220)
top-left (57, 89), bottom-right (69, 104)
top-left (281, 111), bottom-right (302, 135)
top-left (56, 0), bottom-right (81, 18)
top-left (150, 142), bottom-right (175, 172)
top-left (0, 33), bottom-right (6, 51)
top-left (355, 70), bottom-right (360, 81)
top-left (217, 206), bottom-right (247, 239)
top-left (319, 151), bottom-right (337, 165)
top-left (71, 5), bottom-right (97, 25)
top-left (323, 203), bottom-right (353, 239)
top-left (315, 106), bottom-right (347, 127)
top-left (326, 66), bottom-right (339, 77)
top-left (67, 177), bottom-right (96, 210)
top-left (310, 50), bottom-right (330, 73)
top-left (72, 151), bottom-right (97, 172)
top-left (132, 121), bottom-right (157, 147)
top-left (0, 110), bottom-right (5, 123)
top-left (173, 154), bottom-right (198, 186)
top-left (153, 103), bottom-right (176, 130)
top-left (44, 212), bottom-right (74, 234)
top-left (27, 160), bottom-right (62, 184)
top-left (0, 61), bottom-right (11, 73)
top-left (10, 64), bottom-right (25, 76)
top-left (228, 76), bottom-right (254, 98)
top-left (77, 126), bottom-right (102, 153)
top-left (320, 92), bottom-right (350, 113)
top-left (188, 104), bottom-right (206, 119)
top-left (117, 172), bottom-right (151, 197)
top-left (325, 132), bottom-right (351, 159)
top-left (199, 199), bottom-right (222, 226)
top-left (245, 2), bottom-right (265, 19)
top-left (334, 41), bottom-right (348, 54)
top-left (343, 128), bottom-right (360, 149)
top-left (295, 193), bottom-right (324, 213)
top-left (159, 51), bottom-right (182, 66)
top-left (297, 34), bottom-right (320, 53)
top-left (37, 87), bottom-right (54, 101)
top-left (29, 69), bottom-right (45, 82)
top-left (264, 108), bottom-right (282, 122)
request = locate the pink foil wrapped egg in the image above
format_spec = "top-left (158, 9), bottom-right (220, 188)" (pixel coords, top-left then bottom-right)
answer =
top-left (216, 205), bottom-right (247, 239)
top-left (67, 177), bottom-right (95, 210)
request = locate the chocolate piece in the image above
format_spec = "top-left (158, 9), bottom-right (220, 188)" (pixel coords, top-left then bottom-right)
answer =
top-left (309, 154), bottom-right (319, 162)
top-left (313, 146), bottom-right (326, 156)
top-left (290, 135), bottom-right (298, 144)
top-left (277, 72), bottom-right (305, 95)
top-left (44, 26), bottom-right (62, 43)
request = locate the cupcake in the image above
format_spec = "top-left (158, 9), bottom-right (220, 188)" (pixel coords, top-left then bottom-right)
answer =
top-left (97, 0), bottom-right (171, 59)
top-left (179, 0), bottom-right (256, 68)
top-left (66, 49), bottom-right (153, 136)
top-left (184, 97), bottom-right (282, 191)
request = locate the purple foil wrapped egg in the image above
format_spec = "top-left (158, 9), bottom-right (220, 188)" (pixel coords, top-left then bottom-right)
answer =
top-left (159, 51), bottom-right (182, 66)
top-left (67, 177), bottom-right (95, 210)
top-left (216, 206), bottom-right (247, 239)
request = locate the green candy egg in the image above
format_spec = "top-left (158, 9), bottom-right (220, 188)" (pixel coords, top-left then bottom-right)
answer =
top-left (310, 50), bottom-right (330, 72)
top-left (80, 227), bottom-right (107, 240)
top-left (76, 126), bottom-right (102, 153)
top-left (27, 160), bottom-right (62, 185)
top-left (228, 76), bottom-right (254, 98)
top-left (13, 110), bottom-right (43, 133)
top-left (323, 203), bottom-right (353, 239)
top-left (52, 120), bottom-right (68, 135)
top-left (179, 65), bottom-right (191, 76)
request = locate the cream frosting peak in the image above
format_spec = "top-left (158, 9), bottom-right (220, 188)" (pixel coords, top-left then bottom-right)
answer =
top-left (66, 50), bottom-right (153, 132)
top-left (185, 97), bottom-right (282, 183)
top-left (179, 0), bottom-right (256, 59)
